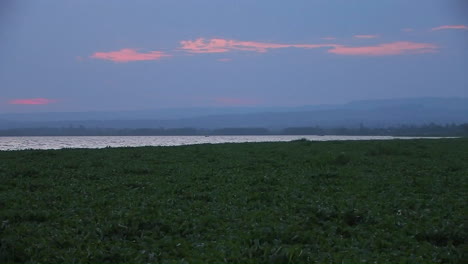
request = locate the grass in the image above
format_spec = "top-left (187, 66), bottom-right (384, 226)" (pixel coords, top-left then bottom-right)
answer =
top-left (0, 139), bottom-right (467, 263)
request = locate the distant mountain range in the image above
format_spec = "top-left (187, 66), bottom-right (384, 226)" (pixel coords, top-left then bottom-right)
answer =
top-left (1, 97), bottom-right (467, 130)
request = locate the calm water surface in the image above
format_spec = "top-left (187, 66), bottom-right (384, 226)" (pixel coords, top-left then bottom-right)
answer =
top-left (0, 135), bottom-right (446, 151)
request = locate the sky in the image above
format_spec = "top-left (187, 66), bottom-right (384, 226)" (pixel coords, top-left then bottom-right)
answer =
top-left (0, 0), bottom-right (467, 113)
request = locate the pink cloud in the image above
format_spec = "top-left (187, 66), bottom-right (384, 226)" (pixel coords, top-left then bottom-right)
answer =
top-left (215, 97), bottom-right (259, 106)
top-left (217, 58), bottom-right (232, 62)
top-left (90, 49), bottom-right (171, 62)
top-left (353, 34), bottom-right (379, 39)
top-left (180, 38), bottom-right (437, 57)
top-left (431, 25), bottom-right (468, 31)
top-left (9, 98), bottom-right (57, 105)
top-left (328, 41), bottom-right (438, 56)
top-left (180, 38), bottom-right (338, 53)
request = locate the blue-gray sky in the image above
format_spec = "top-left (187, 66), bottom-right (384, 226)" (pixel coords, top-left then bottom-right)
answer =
top-left (1, 0), bottom-right (467, 113)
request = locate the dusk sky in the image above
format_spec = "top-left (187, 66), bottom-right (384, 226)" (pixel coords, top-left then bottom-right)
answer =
top-left (1, 0), bottom-right (467, 113)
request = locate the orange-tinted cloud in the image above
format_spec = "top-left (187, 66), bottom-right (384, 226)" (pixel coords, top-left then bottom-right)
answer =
top-left (90, 49), bottom-right (171, 62)
top-left (353, 34), bottom-right (379, 39)
top-left (180, 38), bottom-right (338, 53)
top-left (431, 25), bottom-right (468, 31)
top-left (328, 41), bottom-right (438, 56)
top-left (215, 97), bottom-right (259, 106)
top-left (9, 98), bottom-right (57, 105)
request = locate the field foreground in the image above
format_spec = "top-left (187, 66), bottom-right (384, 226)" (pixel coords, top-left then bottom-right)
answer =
top-left (0, 139), bottom-right (466, 263)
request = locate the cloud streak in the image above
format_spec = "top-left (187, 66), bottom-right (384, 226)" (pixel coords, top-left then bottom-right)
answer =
top-left (353, 35), bottom-right (379, 39)
top-left (180, 38), bottom-right (338, 53)
top-left (90, 39), bottom-right (439, 64)
top-left (431, 25), bottom-right (468, 31)
top-left (9, 98), bottom-right (57, 105)
top-left (90, 49), bottom-right (171, 62)
top-left (180, 38), bottom-right (437, 57)
top-left (328, 42), bottom-right (438, 56)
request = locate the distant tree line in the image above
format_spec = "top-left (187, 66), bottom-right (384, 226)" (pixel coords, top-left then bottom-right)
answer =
top-left (282, 123), bottom-right (468, 137)
top-left (0, 127), bottom-right (198, 136)
top-left (0, 123), bottom-right (467, 137)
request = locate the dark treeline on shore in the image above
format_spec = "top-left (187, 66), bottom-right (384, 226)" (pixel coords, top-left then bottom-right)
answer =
top-left (1, 123), bottom-right (467, 137)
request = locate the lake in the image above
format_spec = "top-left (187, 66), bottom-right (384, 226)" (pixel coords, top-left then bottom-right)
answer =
top-left (0, 135), bottom-right (447, 151)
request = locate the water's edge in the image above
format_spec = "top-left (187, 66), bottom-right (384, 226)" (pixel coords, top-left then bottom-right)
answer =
top-left (0, 135), bottom-right (453, 151)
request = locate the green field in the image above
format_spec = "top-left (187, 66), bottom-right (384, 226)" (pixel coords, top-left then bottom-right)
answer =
top-left (0, 139), bottom-right (466, 263)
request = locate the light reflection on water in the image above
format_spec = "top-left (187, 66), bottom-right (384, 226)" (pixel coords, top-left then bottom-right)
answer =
top-left (0, 135), bottom-right (444, 151)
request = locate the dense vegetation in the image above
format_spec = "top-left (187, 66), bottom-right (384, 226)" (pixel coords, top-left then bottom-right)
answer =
top-left (0, 139), bottom-right (466, 263)
top-left (1, 123), bottom-right (467, 137)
